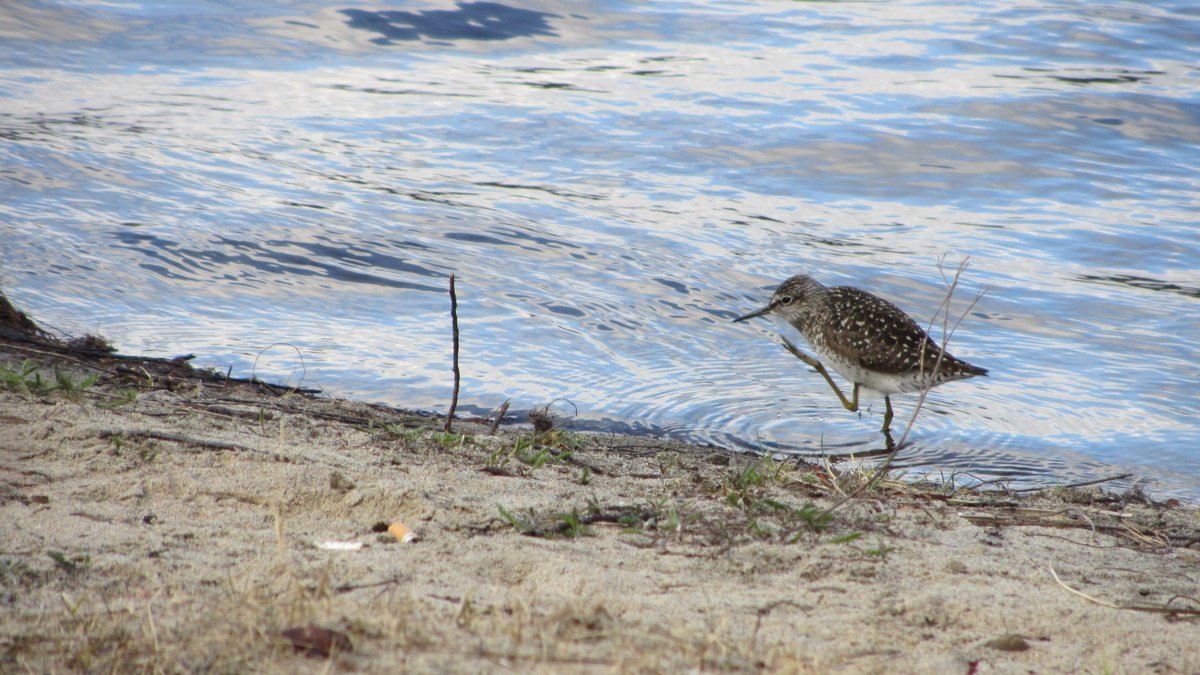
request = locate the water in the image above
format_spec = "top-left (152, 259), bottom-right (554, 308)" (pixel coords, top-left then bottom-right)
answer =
top-left (2, 0), bottom-right (1198, 499)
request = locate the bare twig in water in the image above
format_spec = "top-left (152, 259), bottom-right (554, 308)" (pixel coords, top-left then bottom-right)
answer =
top-left (445, 274), bottom-right (461, 434)
top-left (896, 256), bottom-right (988, 449)
top-left (251, 343), bottom-right (317, 395)
top-left (819, 258), bottom-right (986, 518)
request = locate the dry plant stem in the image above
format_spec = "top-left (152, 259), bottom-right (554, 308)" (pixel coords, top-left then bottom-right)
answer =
top-left (444, 273), bottom-right (460, 434)
top-left (488, 398), bottom-right (511, 435)
top-left (820, 258), bottom-right (984, 518)
top-left (1048, 568), bottom-right (1200, 616)
top-left (895, 256), bottom-right (986, 449)
top-left (1008, 473), bottom-right (1134, 493)
top-left (97, 429), bottom-right (274, 456)
top-left (250, 342), bottom-right (309, 393)
top-left (894, 258), bottom-right (965, 448)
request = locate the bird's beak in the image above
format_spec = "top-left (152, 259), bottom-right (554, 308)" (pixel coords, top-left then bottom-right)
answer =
top-left (733, 304), bottom-right (772, 323)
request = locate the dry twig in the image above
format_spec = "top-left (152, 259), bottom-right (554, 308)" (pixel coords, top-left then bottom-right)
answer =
top-left (488, 398), bottom-right (510, 435)
top-left (98, 429), bottom-right (274, 457)
top-left (818, 258), bottom-right (985, 518)
top-left (895, 256), bottom-right (988, 448)
top-left (445, 273), bottom-right (460, 433)
top-left (1049, 567), bottom-right (1200, 616)
top-left (1008, 473), bottom-right (1134, 492)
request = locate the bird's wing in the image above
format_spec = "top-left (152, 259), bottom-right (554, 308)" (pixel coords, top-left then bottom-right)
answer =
top-left (818, 287), bottom-right (940, 375)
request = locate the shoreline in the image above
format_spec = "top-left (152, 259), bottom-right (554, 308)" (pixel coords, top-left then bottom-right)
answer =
top-left (2, 300), bottom-right (1198, 672)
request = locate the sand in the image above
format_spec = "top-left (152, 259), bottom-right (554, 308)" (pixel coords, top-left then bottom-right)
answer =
top-left (1, 329), bottom-right (1198, 673)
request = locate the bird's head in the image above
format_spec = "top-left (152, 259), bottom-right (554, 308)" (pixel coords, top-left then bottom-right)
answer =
top-left (733, 274), bottom-right (824, 323)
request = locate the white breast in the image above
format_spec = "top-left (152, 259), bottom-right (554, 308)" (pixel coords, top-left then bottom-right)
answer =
top-left (818, 350), bottom-right (920, 395)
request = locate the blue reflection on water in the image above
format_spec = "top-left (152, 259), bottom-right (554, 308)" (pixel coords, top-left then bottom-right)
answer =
top-left (340, 4), bottom-right (559, 44)
top-left (1, 0), bottom-right (1198, 498)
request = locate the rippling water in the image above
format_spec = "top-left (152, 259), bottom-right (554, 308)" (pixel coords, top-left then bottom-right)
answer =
top-left (3, 0), bottom-right (1198, 498)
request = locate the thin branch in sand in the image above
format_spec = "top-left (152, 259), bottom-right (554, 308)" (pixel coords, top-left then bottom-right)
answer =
top-left (98, 429), bottom-right (271, 456)
top-left (1049, 567), bottom-right (1200, 616)
top-left (334, 576), bottom-right (403, 594)
top-left (488, 398), bottom-right (511, 435)
top-left (1008, 473), bottom-right (1134, 493)
top-left (445, 273), bottom-right (461, 434)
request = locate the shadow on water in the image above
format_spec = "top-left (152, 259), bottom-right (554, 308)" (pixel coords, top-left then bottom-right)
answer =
top-left (997, 67), bottom-right (1165, 87)
top-left (1077, 274), bottom-right (1200, 300)
top-left (339, 3), bottom-right (559, 45)
top-left (111, 231), bottom-right (446, 293)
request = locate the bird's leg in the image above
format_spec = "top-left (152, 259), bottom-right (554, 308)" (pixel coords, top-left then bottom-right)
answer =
top-left (880, 396), bottom-right (897, 450)
top-left (780, 337), bottom-right (859, 412)
top-left (881, 425), bottom-right (896, 450)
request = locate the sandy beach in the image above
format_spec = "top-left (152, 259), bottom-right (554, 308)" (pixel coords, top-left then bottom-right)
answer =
top-left (1, 301), bottom-right (1198, 673)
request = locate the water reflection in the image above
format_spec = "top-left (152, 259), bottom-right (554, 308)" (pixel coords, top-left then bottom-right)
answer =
top-left (110, 230), bottom-right (448, 292)
top-left (339, 4), bottom-right (559, 44)
top-left (2, 0), bottom-right (1199, 499)
top-left (1078, 274), bottom-right (1200, 299)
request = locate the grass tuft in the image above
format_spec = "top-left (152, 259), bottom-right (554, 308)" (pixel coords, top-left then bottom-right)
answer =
top-left (0, 360), bottom-right (100, 399)
top-left (47, 551), bottom-right (91, 576)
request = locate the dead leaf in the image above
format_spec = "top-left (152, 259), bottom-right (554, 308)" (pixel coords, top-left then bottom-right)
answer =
top-left (281, 624), bottom-right (352, 658)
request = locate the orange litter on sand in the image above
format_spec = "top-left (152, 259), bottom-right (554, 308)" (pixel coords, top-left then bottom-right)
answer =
top-left (388, 521), bottom-right (417, 543)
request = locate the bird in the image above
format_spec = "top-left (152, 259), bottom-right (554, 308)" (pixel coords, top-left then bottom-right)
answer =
top-left (733, 274), bottom-right (987, 440)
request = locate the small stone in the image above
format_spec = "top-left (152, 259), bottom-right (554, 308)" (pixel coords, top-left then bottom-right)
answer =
top-left (984, 634), bottom-right (1030, 651)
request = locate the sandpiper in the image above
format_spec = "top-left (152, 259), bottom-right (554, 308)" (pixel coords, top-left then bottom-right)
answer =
top-left (733, 274), bottom-right (987, 438)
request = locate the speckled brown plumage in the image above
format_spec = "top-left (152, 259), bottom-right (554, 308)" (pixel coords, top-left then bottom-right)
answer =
top-left (734, 274), bottom-right (987, 396)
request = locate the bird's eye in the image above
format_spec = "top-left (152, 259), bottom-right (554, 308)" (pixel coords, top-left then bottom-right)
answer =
top-left (779, 295), bottom-right (794, 305)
